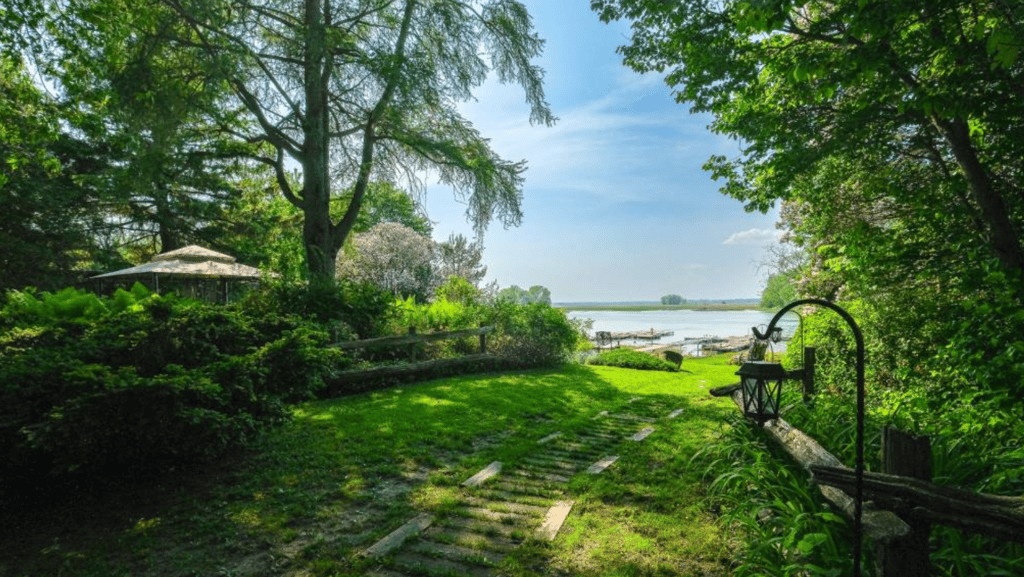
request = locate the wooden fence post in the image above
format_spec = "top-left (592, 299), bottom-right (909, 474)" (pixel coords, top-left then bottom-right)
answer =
top-left (479, 324), bottom-right (487, 354)
top-left (877, 427), bottom-right (932, 577)
top-left (408, 326), bottom-right (417, 362)
top-left (802, 346), bottom-right (816, 404)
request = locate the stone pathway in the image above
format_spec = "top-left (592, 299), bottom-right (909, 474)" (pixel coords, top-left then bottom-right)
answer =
top-left (362, 399), bottom-right (683, 576)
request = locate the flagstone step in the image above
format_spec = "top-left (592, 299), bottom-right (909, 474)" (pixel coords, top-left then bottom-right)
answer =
top-left (586, 455), bottom-right (620, 474)
top-left (536, 500), bottom-right (575, 541)
top-left (361, 513), bottom-right (435, 558)
top-left (631, 427), bottom-right (656, 441)
top-left (462, 461), bottom-right (503, 487)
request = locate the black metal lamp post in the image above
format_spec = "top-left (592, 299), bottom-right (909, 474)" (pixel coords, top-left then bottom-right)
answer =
top-left (745, 298), bottom-right (866, 576)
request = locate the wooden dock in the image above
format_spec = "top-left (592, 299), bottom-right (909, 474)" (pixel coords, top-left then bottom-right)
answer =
top-left (608, 329), bottom-right (674, 341)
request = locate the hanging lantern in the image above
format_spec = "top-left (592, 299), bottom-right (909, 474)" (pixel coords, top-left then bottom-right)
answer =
top-left (735, 361), bottom-right (787, 423)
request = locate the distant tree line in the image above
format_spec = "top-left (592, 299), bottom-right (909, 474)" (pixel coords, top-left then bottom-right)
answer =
top-left (660, 294), bottom-right (685, 305)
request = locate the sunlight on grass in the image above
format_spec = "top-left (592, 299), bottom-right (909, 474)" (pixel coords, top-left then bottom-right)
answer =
top-left (5, 356), bottom-right (743, 577)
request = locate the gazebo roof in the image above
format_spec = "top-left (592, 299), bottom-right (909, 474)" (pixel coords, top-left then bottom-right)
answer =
top-left (92, 245), bottom-right (262, 280)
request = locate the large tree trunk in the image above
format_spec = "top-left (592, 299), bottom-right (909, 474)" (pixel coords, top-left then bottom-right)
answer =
top-left (936, 117), bottom-right (1024, 276)
top-left (301, 0), bottom-right (336, 279)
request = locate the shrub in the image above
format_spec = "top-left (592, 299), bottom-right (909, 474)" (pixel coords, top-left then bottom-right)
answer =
top-left (242, 277), bottom-right (394, 339)
top-left (483, 301), bottom-right (583, 368)
top-left (587, 348), bottom-right (679, 372)
top-left (0, 295), bottom-right (347, 487)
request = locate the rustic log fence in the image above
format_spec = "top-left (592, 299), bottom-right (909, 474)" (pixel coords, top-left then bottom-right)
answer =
top-left (714, 382), bottom-right (1024, 576)
top-left (327, 325), bottom-right (497, 386)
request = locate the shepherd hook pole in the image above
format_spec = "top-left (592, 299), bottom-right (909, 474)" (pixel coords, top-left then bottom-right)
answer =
top-left (755, 299), bottom-right (865, 576)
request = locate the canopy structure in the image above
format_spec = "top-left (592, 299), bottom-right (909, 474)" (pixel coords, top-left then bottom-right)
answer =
top-left (91, 245), bottom-right (262, 302)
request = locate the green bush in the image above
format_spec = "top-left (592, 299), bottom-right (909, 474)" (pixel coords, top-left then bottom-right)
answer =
top-left (587, 347), bottom-right (679, 372)
top-left (0, 295), bottom-right (347, 486)
top-left (241, 277), bottom-right (394, 339)
top-left (483, 301), bottom-right (585, 368)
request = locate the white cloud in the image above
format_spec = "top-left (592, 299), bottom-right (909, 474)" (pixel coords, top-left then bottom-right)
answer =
top-left (722, 228), bottom-right (782, 245)
top-left (453, 69), bottom-right (735, 207)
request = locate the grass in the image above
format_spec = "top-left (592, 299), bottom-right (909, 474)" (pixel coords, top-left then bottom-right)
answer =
top-left (1, 355), bottom-right (743, 577)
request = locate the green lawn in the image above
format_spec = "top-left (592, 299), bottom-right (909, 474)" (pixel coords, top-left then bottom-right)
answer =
top-left (2, 355), bottom-right (742, 577)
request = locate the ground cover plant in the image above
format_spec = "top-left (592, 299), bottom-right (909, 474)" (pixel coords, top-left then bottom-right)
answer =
top-left (587, 347), bottom-right (681, 372)
top-left (1, 355), bottom-right (742, 577)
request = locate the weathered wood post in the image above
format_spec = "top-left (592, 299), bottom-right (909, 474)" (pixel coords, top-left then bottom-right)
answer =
top-left (802, 346), bottom-right (816, 404)
top-left (877, 427), bottom-right (932, 577)
top-left (479, 323), bottom-right (487, 354)
top-left (408, 326), bottom-right (417, 362)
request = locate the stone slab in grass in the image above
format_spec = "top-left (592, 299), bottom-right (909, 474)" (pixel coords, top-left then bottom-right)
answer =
top-left (537, 500), bottom-right (575, 541)
top-left (631, 426), bottom-right (655, 441)
top-left (361, 513), bottom-right (435, 558)
top-left (462, 461), bottom-right (502, 487)
top-left (538, 431), bottom-right (562, 444)
top-left (668, 408), bottom-right (685, 419)
top-left (586, 455), bottom-right (620, 474)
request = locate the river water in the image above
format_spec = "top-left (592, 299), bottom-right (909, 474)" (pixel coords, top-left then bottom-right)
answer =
top-left (565, 308), bottom-right (801, 354)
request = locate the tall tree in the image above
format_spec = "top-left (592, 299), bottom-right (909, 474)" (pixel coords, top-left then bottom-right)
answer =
top-left (434, 233), bottom-right (487, 287)
top-left (45, 1), bottom-right (258, 259)
top-left (159, 0), bottom-right (555, 279)
top-left (0, 56), bottom-right (107, 290)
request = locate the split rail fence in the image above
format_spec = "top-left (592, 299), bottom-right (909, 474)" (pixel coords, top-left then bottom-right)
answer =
top-left (327, 325), bottom-right (496, 387)
top-left (715, 384), bottom-right (1024, 576)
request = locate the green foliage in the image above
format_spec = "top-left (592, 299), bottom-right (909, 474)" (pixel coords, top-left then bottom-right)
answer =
top-left (340, 181), bottom-right (432, 237)
top-left (0, 56), bottom-right (104, 291)
top-left (760, 272), bottom-right (797, 309)
top-left (482, 301), bottom-right (582, 368)
top-left (395, 296), bottom-right (477, 333)
top-left (693, 415), bottom-right (858, 576)
top-left (1, 282), bottom-right (155, 328)
top-left (496, 284), bottom-right (552, 305)
top-left (660, 294), bottom-right (685, 305)
top-left (0, 291), bottom-right (347, 486)
top-left (433, 275), bottom-right (481, 306)
top-left (387, 296), bottom-right (583, 369)
top-left (242, 277), bottom-right (394, 339)
top-left (587, 348), bottom-right (679, 372)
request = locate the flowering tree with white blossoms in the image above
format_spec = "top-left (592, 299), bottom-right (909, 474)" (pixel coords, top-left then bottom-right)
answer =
top-left (337, 222), bottom-right (435, 299)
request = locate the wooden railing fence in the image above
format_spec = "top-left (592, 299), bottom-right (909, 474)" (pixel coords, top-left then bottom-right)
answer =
top-left (714, 382), bottom-right (1024, 576)
top-left (328, 325), bottom-right (496, 384)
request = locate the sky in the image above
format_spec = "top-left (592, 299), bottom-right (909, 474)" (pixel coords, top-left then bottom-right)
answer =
top-left (424, 1), bottom-right (782, 303)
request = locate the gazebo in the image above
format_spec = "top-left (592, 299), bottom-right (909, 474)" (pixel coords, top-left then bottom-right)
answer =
top-left (91, 245), bottom-right (263, 303)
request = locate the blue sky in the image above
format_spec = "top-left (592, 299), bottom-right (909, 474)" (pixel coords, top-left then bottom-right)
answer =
top-left (425, 1), bottom-right (781, 303)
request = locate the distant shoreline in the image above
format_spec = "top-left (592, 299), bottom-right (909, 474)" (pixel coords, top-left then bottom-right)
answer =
top-left (555, 303), bottom-right (763, 312)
